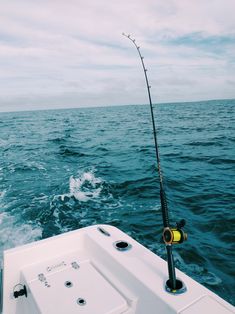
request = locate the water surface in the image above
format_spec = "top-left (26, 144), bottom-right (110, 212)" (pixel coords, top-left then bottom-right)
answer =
top-left (0, 99), bottom-right (234, 305)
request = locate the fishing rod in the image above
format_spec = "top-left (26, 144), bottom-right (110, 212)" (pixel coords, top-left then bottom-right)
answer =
top-left (122, 33), bottom-right (187, 293)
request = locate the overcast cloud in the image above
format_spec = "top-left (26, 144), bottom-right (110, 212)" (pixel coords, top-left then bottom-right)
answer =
top-left (0, 0), bottom-right (235, 112)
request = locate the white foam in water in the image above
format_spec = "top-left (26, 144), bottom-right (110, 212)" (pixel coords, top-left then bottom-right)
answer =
top-left (0, 139), bottom-right (7, 147)
top-left (201, 271), bottom-right (222, 286)
top-left (60, 171), bottom-right (102, 202)
top-left (0, 212), bottom-right (42, 267)
top-left (0, 190), bottom-right (6, 199)
top-left (186, 263), bottom-right (222, 286)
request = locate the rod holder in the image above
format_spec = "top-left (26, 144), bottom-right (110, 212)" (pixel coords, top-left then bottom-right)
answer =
top-left (165, 278), bottom-right (187, 295)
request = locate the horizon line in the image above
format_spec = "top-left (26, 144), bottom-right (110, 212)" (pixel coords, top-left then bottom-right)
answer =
top-left (0, 97), bottom-right (234, 114)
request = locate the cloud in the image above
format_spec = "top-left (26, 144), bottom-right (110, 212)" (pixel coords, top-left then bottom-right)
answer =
top-left (0, 0), bottom-right (235, 111)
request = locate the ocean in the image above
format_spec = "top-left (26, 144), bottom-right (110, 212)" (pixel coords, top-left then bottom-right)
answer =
top-left (0, 99), bottom-right (235, 305)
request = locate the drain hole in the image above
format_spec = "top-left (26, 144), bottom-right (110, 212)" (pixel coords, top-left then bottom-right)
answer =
top-left (77, 298), bottom-right (86, 306)
top-left (116, 242), bottom-right (128, 249)
top-left (65, 281), bottom-right (73, 288)
top-left (114, 241), bottom-right (132, 251)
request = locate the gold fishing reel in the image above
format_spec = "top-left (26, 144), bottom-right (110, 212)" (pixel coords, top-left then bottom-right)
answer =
top-left (163, 219), bottom-right (187, 245)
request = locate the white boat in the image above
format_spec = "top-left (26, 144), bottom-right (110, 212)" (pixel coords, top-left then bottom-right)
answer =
top-left (1, 224), bottom-right (234, 313)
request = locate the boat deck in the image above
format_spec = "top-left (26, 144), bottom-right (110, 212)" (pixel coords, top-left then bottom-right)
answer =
top-left (2, 225), bottom-right (235, 313)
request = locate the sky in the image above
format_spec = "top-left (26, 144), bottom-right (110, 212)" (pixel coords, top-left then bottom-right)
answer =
top-left (0, 0), bottom-right (235, 112)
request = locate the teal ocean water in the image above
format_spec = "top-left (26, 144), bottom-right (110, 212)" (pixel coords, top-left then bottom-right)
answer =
top-left (0, 99), bottom-right (235, 305)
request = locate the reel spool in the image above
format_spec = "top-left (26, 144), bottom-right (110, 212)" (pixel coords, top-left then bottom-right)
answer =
top-left (163, 219), bottom-right (187, 245)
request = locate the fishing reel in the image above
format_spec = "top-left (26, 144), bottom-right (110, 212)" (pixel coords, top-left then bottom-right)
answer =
top-left (163, 219), bottom-right (187, 245)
